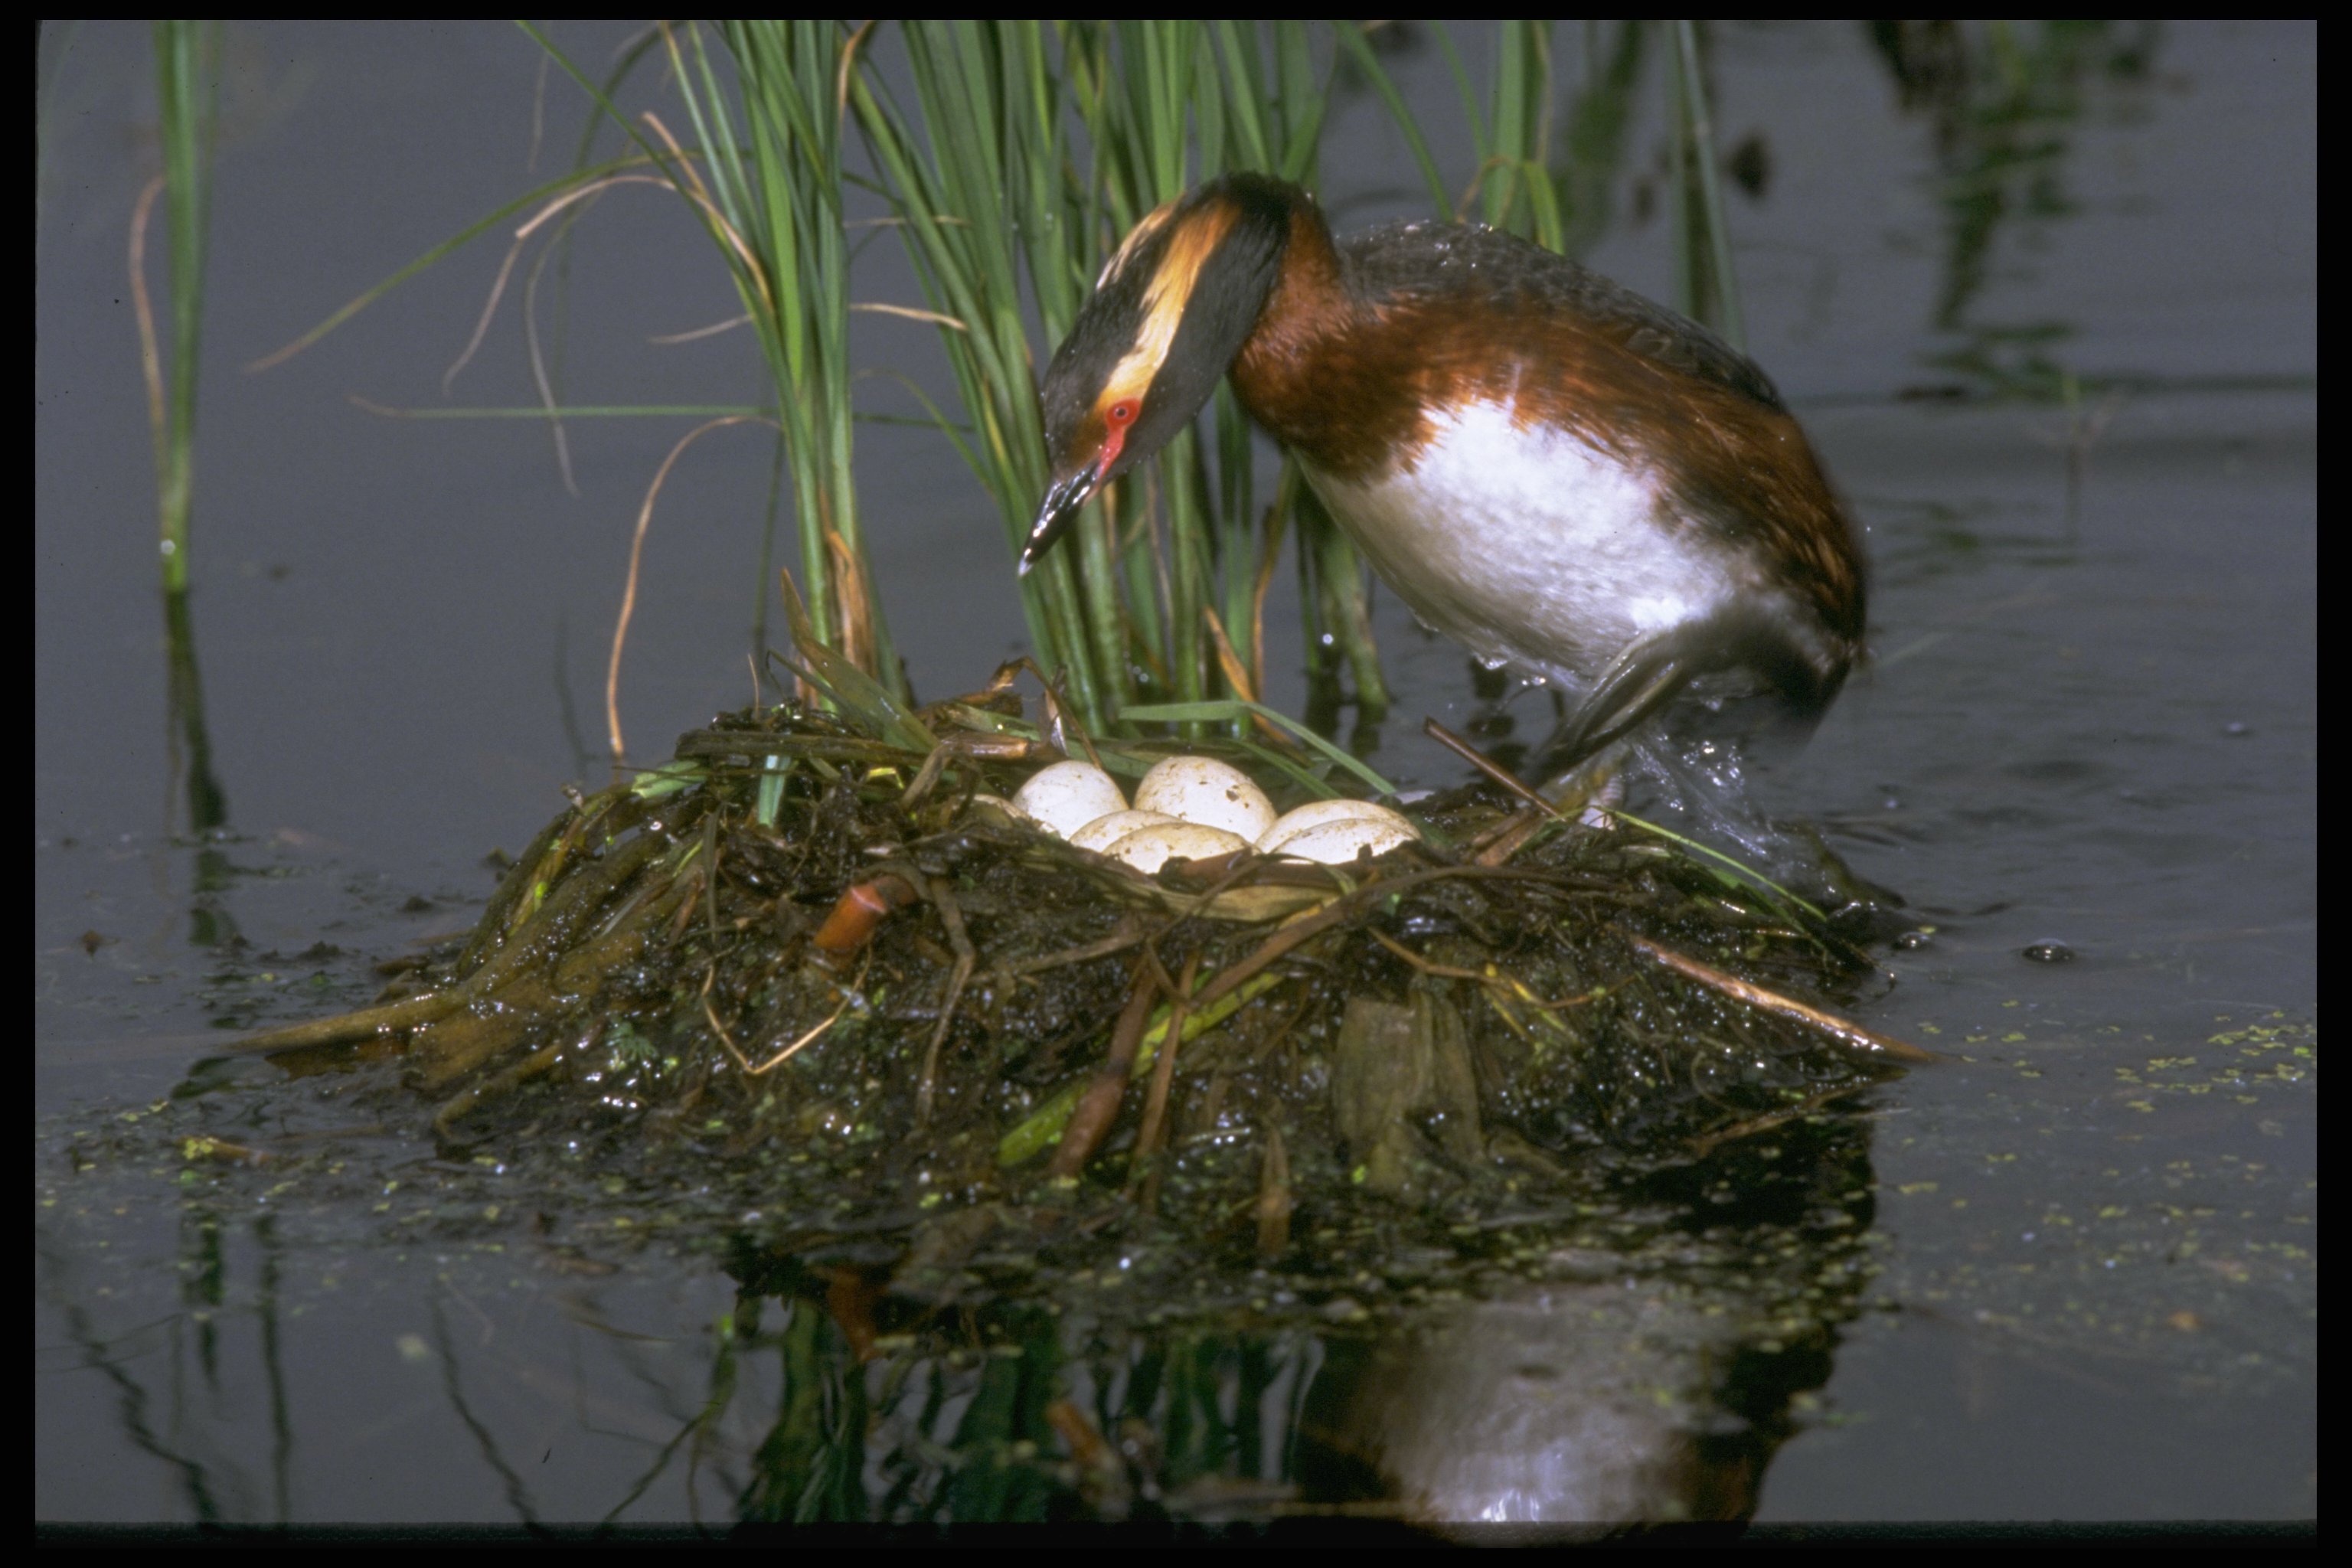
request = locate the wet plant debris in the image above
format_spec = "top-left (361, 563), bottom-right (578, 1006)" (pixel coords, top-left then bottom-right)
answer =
top-left (230, 661), bottom-right (1927, 1295)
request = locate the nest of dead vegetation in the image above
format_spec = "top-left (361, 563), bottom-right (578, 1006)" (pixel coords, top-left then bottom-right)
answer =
top-left (239, 656), bottom-right (1927, 1271)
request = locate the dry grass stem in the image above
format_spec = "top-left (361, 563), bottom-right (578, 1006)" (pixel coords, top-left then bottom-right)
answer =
top-left (915, 876), bottom-right (976, 1125)
top-left (711, 956), bottom-right (865, 1079)
top-left (607, 415), bottom-right (774, 765)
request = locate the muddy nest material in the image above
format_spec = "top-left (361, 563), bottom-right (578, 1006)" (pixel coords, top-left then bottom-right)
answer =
top-left (238, 693), bottom-right (1923, 1250)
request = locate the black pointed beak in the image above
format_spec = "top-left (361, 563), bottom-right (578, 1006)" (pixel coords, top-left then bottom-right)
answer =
top-left (1021, 462), bottom-right (1102, 577)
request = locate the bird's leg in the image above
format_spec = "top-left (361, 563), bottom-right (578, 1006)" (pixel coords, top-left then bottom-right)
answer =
top-left (1540, 630), bottom-right (1700, 777)
top-left (1538, 740), bottom-right (1627, 828)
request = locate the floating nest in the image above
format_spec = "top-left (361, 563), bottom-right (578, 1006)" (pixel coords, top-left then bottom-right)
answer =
top-left (237, 659), bottom-right (1927, 1286)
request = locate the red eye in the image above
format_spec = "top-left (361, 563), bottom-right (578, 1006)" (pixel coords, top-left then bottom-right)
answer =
top-left (1106, 400), bottom-right (1137, 427)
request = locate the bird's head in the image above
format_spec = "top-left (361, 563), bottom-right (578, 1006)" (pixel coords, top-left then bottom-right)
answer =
top-left (1024, 175), bottom-right (1299, 573)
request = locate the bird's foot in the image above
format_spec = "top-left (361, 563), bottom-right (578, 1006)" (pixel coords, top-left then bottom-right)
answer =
top-left (1540, 745), bottom-right (1627, 829)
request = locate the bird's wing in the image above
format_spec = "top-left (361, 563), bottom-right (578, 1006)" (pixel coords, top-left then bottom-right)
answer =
top-left (1338, 220), bottom-right (1785, 413)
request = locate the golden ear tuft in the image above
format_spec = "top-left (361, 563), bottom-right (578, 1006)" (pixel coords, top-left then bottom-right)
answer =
top-left (1098, 198), bottom-right (1180, 290)
top-left (1094, 200), bottom-right (1244, 413)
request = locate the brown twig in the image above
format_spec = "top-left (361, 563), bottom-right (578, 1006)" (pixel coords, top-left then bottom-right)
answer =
top-left (1370, 929), bottom-right (1606, 1020)
top-left (1179, 864), bottom-right (1530, 1020)
top-left (995, 918), bottom-right (1145, 979)
top-left (761, 972), bottom-right (862, 1076)
top-left (1367, 928), bottom-right (1488, 982)
top-left (1047, 962), bottom-right (1161, 1180)
top-left (1138, 844), bottom-right (1325, 941)
top-left (1471, 806), bottom-right (1559, 867)
top-left (1424, 717), bottom-right (1560, 816)
top-left (1423, 718), bottom-right (1574, 865)
top-left (1687, 1083), bottom-right (1877, 1157)
top-left (915, 876), bottom-right (976, 1126)
top-left (1625, 934), bottom-right (1938, 1063)
top-left (1128, 952), bottom-right (1201, 1203)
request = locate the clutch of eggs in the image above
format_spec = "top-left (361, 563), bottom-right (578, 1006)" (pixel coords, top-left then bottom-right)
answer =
top-left (1008, 755), bottom-right (1417, 874)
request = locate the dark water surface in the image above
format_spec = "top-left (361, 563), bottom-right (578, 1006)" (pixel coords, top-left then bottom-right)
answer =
top-left (37, 21), bottom-right (2313, 1524)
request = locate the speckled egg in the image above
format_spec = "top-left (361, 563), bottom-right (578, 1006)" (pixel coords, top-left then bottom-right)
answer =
top-left (1256, 814), bottom-right (1416, 865)
top-left (1068, 808), bottom-right (1180, 853)
top-left (1256, 797), bottom-right (1418, 852)
top-left (1100, 820), bottom-right (1253, 875)
top-left (1132, 756), bottom-right (1277, 841)
top-left (1011, 760), bottom-right (1127, 840)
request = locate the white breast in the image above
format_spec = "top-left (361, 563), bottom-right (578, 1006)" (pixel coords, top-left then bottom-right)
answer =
top-left (1306, 399), bottom-right (1738, 694)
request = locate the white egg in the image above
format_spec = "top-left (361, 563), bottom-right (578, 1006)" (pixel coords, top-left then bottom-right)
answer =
top-left (1011, 760), bottom-right (1128, 840)
top-left (1132, 756), bottom-right (1277, 841)
top-left (1258, 815), bottom-right (1417, 865)
top-left (1068, 808), bottom-right (1180, 852)
top-left (1256, 797), bottom-right (1418, 852)
top-left (1100, 821), bottom-right (1253, 875)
